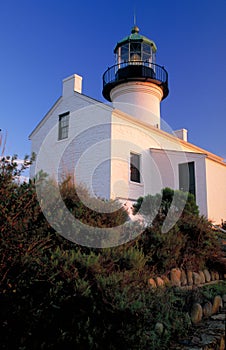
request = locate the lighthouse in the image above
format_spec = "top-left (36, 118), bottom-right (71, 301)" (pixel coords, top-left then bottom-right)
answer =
top-left (102, 26), bottom-right (169, 128)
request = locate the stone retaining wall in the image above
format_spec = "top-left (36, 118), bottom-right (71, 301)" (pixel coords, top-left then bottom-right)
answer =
top-left (149, 268), bottom-right (226, 289)
top-left (150, 269), bottom-right (225, 348)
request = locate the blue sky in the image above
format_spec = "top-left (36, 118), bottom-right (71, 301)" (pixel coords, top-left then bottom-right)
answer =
top-left (0, 0), bottom-right (225, 161)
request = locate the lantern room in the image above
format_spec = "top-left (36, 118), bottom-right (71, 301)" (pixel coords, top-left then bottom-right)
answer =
top-left (114, 25), bottom-right (157, 65)
top-left (102, 26), bottom-right (169, 103)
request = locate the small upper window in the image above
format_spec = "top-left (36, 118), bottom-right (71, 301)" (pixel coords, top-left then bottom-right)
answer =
top-left (58, 112), bottom-right (69, 140)
top-left (130, 152), bottom-right (141, 183)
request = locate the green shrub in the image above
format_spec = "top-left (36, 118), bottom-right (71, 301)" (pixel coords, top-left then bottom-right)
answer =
top-left (133, 189), bottom-right (221, 271)
top-left (0, 155), bottom-right (223, 349)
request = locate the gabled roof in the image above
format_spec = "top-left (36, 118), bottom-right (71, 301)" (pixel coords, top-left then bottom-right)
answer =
top-left (29, 92), bottom-right (113, 139)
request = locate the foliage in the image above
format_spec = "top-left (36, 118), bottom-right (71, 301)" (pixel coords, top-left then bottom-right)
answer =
top-left (132, 188), bottom-right (221, 272)
top-left (179, 281), bottom-right (226, 310)
top-left (133, 187), bottom-right (199, 220)
top-left (0, 154), bottom-right (223, 349)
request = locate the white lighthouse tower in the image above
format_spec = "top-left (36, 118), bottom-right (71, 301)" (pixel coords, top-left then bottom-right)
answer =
top-left (102, 26), bottom-right (169, 128)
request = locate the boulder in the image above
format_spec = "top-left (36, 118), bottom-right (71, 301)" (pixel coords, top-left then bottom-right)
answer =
top-left (170, 268), bottom-right (181, 287)
top-left (198, 271), bottom-right (205, 284)
top-left (203, 269), bottom-right (211, 282)
top-left (214, 271), bottom-right (220, 280)
top-left (155, 277), bottom-right (164, 287)
top-left (190, 303), bottom-right (203, 324)
top-left (149, 278), bottom-right (157, 288)
top-left (180, 270), bottom-right (187, 286)
top-left (202, 301), bottom-right (212, 318)
top-left (193, 272), bottom-right (201, 285)
top-left (187, 270), bottom-right (193, 286)
top-left (210, 271), bottom-right (215, 281)
top-left (162, 275), bottom-right (171, 286)
top-left (212, 295), bottom-right (223, 314)
top-left (155, 322), bottom-right (164, 335)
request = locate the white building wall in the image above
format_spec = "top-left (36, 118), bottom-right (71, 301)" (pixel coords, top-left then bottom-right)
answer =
top-left (30, 83), bottom-right (226, 223)
top-left (205, 158), bottom-right (226, 223)
top-left (110, 111), bottom-right (209, 217)
top-left (30, 91), bottom-right (113, 200)
top-left (150, 150), bottom-right (208, 217)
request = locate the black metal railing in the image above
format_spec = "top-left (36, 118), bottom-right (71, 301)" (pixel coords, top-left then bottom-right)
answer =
top-left (103, 61), bottom-right (168, 87)
top-left (102, 61), bottom-right (168, 101)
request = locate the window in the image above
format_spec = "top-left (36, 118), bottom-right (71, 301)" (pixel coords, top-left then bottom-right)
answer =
top-left (179, 161), bottom-right (196, 198)
top-left (121, 43), bottom-right (129, 62)
top-left (130, 42), bottom-right (141, 62)
top-left (142, 43), bottom-right (152, 62)
top-left (58, 112), bottom-right (69, 140)
top-left (130, 153), bottom-right (141, 183)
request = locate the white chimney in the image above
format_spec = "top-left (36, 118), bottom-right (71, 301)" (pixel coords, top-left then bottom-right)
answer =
top-left (174, 128), bottom-right (188, 142)
top-left (62, 74), bottom-right (83, 97)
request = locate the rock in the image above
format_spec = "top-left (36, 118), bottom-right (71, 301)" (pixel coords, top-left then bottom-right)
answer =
top-left (149, 278), bottom-right (157, 288)
top-left (214, 271), bottom-right (220, 280)
top-left (170, 268), bottom-right (181, 287)
top-left (211, 313), bottom-right (225, 321)
top-left (187, 270), bottom-right (193, 285)
top-left (202, 301), bottom-right (212, 318)
top-left (198, 270), bottom-right (205, 284)
top-left (220, 337), bottom-right (225, 350)
top-left (212, 295), bottom-right (223, 314)
top-left (155, 322), bottom-right (164, 335)
top-left (193, 272), bottom-right (201, 285)
top-left (162, 275), bottom-right (170, 286)
top-left (155, 277), bottom-right (164, 287)
top-left (210, 271), bottom-right (215, 281)
top-left (180, 270), bottom-right (187, 286)
top-left (203, 269), bottom-right (211, 282)
top-left (190, 303), bottom-right (203, 324)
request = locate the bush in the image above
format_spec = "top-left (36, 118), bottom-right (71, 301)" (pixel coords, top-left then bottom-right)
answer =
top-left (133, 189), bottom-right (222, 272)
top-left (133, 187), bottom-right (199, 220)
top-left (0, 154), bottom-right (223, 349)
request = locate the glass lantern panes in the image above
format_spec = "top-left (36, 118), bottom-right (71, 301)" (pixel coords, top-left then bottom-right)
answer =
top-left (116, 41), bottom-right (155, 66)
top-left (130, 42), bottom-right (141, 62)
top-left (142, 43), bottom-right (152, 62)
top-left (121, 43), bottom-right (129, 62)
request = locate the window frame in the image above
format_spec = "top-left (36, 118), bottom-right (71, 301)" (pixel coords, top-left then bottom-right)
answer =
top-left (178, 161), bottom-right (196, 198)
top-left (130, 152), bottom-right (141, 183)
top-left (58, 112), bottom-right (70, 141)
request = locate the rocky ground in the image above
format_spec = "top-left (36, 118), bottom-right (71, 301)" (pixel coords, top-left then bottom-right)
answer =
top-left (171, 306), bottom-right (225, 350)
top-left (168, 231), bottom-right (226, 350)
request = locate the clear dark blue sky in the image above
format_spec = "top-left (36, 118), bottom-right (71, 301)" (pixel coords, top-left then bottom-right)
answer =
top-left (0, 0), bottom-right (225, 160)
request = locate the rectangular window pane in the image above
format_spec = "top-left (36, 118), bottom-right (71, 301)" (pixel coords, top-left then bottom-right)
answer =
top-left (121, 44), bottom-right (129, 62)
top-left (130, 42), bottom-right (141, 62)
top-left (179, 161), bottom-right (196, 198)
top-left (58, 112), bottom-right (69, 140)
top-left (143, 43), bottom-right (151, 54)
top-left (130, 153), bottom-right (141, 183)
